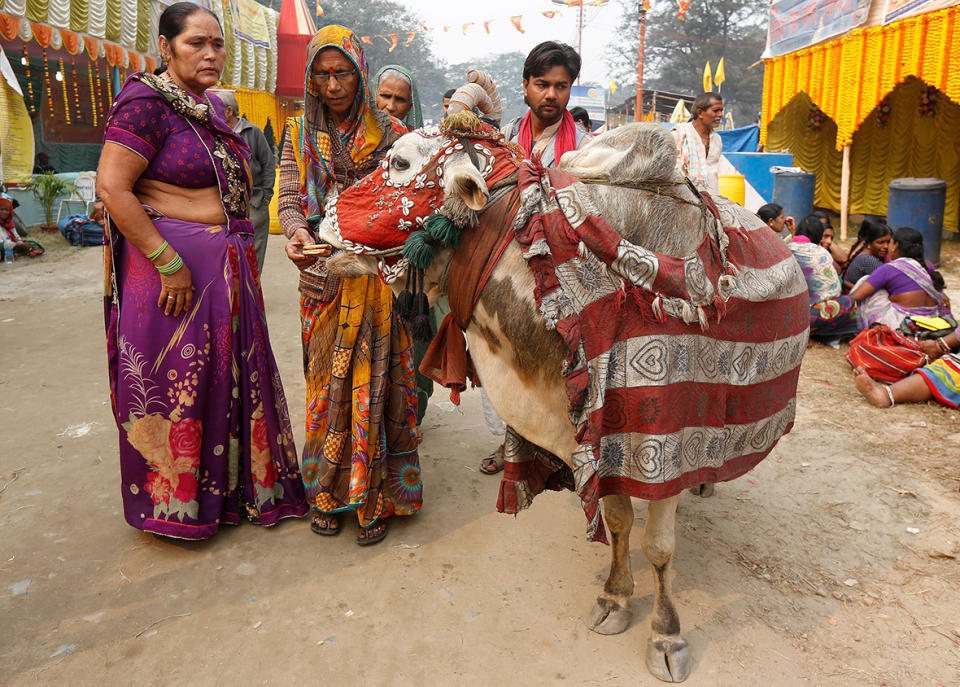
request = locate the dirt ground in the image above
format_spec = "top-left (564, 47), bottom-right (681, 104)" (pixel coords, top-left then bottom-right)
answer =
top-left (2, 233), bottom-right (959, 687)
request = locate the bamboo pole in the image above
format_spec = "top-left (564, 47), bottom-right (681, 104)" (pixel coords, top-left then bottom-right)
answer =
top-left (839, 144), bottom-right (851, 240)
top-left (634, 7), bottom-right (647, 122)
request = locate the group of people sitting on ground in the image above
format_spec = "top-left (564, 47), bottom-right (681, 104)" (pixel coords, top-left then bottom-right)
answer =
top-left (0, 197), bottom-right (43, 259)
top-left (758, 201), bottom-right (958, 411)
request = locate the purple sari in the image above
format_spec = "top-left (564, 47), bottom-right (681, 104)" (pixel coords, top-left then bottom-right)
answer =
top-left (102, 74), bottom-right (307, 538)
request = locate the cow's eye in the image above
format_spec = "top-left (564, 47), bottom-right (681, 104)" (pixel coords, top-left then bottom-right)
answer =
top-left (392, 156), bottom-right (410, 171)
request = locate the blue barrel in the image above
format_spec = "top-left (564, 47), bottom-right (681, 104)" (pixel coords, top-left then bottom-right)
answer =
top-left (887, 177), bottom-right (946, 266)
top-left (772, 171), bottom-right (815, 224)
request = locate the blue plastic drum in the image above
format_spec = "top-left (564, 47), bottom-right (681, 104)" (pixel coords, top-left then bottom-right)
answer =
top-left (772, 171), bottom-right (815, 225)
top-left (887, 177), bottom-right (946, 266)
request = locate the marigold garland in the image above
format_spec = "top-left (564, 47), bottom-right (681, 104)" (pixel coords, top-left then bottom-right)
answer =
top-left (875, 96), bottom-right (891, 127)
top-left (94, 58), bottom-right (105, 118)
top-left (22, 45), bottom-right (35, 113)
top-left (761, 5), bottom-right (960, 150)
top-left (70, 56), bottom-right (81, 123)
top-left (88, 60), bottom-right (98, 128)
top-left (42, 48), bottom-right (53, 118)
top-left (918, 85), bottom-right (937, 116)
top-left (59, 58), bottom-right (70, 124)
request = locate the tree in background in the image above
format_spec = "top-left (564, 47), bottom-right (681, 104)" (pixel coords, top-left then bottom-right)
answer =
top-left (446, 51), bottom-right (528, 124)
top-left (264, 0), bottom-right (449, 121)
top-left (605, 0), bottom-right (767, 126)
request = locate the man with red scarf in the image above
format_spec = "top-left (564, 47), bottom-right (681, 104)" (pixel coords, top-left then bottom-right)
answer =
top-left (478, 41), bottom-right (589, 476)
top-left (501, 41), bottom-right (589, 169)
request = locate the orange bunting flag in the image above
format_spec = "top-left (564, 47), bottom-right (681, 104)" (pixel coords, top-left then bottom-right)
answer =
top-left (484, 20), bottom-right (495, 34)
top-left (462, 22), bottom-right (473, 35)
top-left (642, 0), bottom-right (651, 9)
top-left (419, 22), bottom-right (430, 32)
top-left (361, 36), bottom-right (373, 45)
top-left (388, 33), bottom-right (398, 52)
top-left (405, 31), bottom-right (416, 46)
top-left (443, 26), bottom-right (451, 33)
top-left (510, 15), bottom-right (525, 33)
top-left (316, 1), bottom-right (323, 16)
top-left (677, 0), bottom-right (691, 19)
top-left (541, 10), bottom-right (557, 17)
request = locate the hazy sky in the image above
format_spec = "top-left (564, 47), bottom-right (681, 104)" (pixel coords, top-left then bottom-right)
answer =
top-left (398, 0), bottom-right (628, 86)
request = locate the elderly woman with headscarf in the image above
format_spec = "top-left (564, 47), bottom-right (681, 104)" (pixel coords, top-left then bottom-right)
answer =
top-left (278, 26), bottom-right (419, 546)
top-left (374, 65), bottom-right (422, 129)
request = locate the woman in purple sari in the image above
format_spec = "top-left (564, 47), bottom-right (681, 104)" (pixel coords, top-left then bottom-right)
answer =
top-left (849, 226), bottom-right (951, 330)
top-left (97, 2), bottom-right (307, 539)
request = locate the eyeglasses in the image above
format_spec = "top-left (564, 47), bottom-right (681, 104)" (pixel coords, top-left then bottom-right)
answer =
top-left (310, 69), bottom-right (357, 85)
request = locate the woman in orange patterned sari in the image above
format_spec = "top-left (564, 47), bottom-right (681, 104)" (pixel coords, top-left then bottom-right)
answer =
top-left (278, 25), bottom-right (420, 545)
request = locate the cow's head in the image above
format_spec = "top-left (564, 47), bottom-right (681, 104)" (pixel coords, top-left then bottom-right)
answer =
top-left (317, 112), bottom-right (522, 285)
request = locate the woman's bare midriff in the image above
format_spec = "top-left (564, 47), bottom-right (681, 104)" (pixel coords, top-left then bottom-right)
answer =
top-left (889, 291), bottom-right (937, 308)
top-left (134, 178), bottom-right (227, 225)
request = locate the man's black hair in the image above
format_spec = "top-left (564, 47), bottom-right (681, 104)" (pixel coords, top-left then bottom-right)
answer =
top-left (443, 88), bottom-right (456, 99)
top-left (689, 92), bottom-right (722, 121)
top-left (522, 41), bottom-right (581, 83)
top-left (568, 106), bottom-right (590, 128)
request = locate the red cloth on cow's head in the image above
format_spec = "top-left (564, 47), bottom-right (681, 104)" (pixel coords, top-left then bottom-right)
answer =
top-left (327, 132), bottom-right (522, 255)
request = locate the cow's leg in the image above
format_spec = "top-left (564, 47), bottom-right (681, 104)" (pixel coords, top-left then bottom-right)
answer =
top-left (642, 495), bottom-right (690, 683)
top-left (588, 494), bottom-right (635, 635)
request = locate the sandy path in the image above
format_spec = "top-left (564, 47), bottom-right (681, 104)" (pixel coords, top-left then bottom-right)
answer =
top-left (1, 237), bottom-right (959, 686)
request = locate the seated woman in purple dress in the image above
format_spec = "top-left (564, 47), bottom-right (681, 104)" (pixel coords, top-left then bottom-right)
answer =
top-left (97, 2), bottom-right (307, 539)
top-left (849, 226), bottom-right (951, 331)
top-left (841, 218), bottom-right (891, 291)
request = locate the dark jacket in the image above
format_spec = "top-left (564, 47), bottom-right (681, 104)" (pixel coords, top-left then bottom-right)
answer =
top-left (235, 117), bottom-right (275, 208)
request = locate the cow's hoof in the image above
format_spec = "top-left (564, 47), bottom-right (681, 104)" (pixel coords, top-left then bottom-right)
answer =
top-left (688, 483), bottom-right (714, 498)
top-left (646, 635), bottom-right (691, 683)
top-left (587, 596), bottom-right (632, 635)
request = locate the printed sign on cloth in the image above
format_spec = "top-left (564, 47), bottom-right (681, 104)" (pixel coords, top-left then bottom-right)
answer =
top-left (230, 0), bottom-right (271, 47)
top-left (766, 0), bottom-right (872, 58)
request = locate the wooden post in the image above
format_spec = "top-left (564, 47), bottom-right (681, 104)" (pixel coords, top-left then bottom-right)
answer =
top-left (634, 7), bottom-right (647, 122)
top-left (840, 144), bottom-right (851, 240)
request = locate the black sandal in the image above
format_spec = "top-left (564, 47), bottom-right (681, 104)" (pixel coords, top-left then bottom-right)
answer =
top-left (356, 520), bottom-right (388, 546)
top-left (310, 511), bottom-right (341, 536)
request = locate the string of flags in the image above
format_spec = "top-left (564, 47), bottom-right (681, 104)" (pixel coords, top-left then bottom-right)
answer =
top-left (310, 1), bottom-right (631, 51)
top-left (313, 0), bottom-right (696, 53)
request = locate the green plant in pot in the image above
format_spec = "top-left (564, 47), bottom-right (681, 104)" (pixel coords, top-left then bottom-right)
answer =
top-left (28, 172), bottom-right (74, 232)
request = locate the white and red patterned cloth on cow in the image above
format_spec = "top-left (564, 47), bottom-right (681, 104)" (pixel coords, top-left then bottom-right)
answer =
top-left (500, 160), bottom-right (810, 542)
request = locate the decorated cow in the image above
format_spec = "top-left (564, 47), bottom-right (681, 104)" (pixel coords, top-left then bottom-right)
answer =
top-left (311, 112), bottom-right (809, 682)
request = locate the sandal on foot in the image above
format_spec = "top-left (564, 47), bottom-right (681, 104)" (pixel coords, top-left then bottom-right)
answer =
top-left (310, 511), bottom-right (341, 536)
top-left (357, 520), bottom-right (388, 546)
top-left (479, 444), bottom-right (505, 475)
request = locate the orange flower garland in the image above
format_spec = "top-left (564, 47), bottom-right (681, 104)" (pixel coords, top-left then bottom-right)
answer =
top-left (760, 5), bottom-right (960, 149)
top-left (42, 48), bottom-right (53, 118)
top-left (59, 58), bottom-right (70, 124)
top-left (22, 45), bottom-right (36, 113)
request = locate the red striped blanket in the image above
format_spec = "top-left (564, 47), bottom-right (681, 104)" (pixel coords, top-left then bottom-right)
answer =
top-left (501, 162), bottom-right (810, 542)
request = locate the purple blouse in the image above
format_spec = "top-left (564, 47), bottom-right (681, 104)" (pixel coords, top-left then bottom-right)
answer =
top-left (104, 80), bottom-right (227, 189)
top-left (866, 262), bottom-right (929, 296)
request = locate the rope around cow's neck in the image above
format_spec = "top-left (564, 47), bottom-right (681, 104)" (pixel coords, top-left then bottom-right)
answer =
top-left (575, 176), bottom-right (704, 208)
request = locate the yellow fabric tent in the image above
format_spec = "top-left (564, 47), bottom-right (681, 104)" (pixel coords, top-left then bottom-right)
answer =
top-left (761, 4), bottom-right (960, 233)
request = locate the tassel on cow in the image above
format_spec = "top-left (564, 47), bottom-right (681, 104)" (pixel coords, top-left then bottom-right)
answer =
top-left (403, 231), bottom-right (436, 270)
top-left (424, 213), bottom-right (462, 248)
top-left (409, 268), bottom-right (434, 342)
top-left (395, 268), bottom-right (414, 319)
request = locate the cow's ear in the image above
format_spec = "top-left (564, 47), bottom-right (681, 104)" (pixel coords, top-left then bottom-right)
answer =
top-left (447, 161), bottom-right (489, 211)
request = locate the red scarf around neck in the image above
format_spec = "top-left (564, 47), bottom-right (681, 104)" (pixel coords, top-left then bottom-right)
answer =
top-left (517, 110), bottom-right (577, 163)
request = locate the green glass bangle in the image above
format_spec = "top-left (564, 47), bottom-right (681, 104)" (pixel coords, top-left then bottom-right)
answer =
top-left (156, 253), bottom-right (183, 275)
top-left (144, 240), bottom-right (169, 262)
